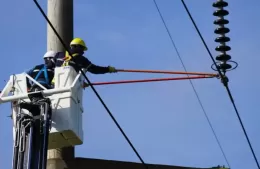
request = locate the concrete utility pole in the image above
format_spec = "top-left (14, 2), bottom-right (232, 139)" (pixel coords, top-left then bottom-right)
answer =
top-left (47, 0), bottom-right (74, 169)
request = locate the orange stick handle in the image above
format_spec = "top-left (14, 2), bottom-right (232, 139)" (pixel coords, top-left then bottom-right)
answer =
top-left (83, 75), bottom-right (214, 87)
top-left (116, 69), bottom-right (218, 77)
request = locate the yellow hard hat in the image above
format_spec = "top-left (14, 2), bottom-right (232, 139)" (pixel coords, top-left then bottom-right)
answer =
top-left (70, 38), bottom-right (88, 51)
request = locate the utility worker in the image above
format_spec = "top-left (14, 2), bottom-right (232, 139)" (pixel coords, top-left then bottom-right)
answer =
top-left (54, 38), bottom-right (117, 74)
top-left (27, 51), bottom-right (56, 91)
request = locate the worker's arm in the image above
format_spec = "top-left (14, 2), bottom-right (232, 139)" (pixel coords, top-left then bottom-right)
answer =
top-left (81, 57), bottom-right (115, 74)
top-left (25, 67), bottom-right (35, 88)
top-left (26, 64), bottom-right (41, 77)
top-left (26, 67), bottom-right (34, 76)
top-left (88, 64), bottom-right (110, 74)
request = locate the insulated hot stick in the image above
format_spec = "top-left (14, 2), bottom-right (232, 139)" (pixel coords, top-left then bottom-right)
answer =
top-left (116, 69), bottom-right (219, 77)
top-left (83, 75), bottom-right (215, 88)
top-left (83, 69), bottom-right (218, 88)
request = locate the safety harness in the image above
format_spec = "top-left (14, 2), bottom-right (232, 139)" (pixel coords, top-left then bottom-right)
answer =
top-left (31, 65), bottom-right (52, 89)
top-left (61, 51), bottom-right (79, 67)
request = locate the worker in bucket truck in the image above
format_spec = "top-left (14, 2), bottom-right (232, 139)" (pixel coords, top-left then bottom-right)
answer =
top-left (27, 51), bottom-right (57, 92)
top-left (54, 38), bottom-right (117, 73)
top-left (51, 38), bottom-right (117, 85)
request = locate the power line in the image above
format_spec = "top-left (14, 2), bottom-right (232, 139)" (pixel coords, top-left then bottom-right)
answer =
top-left (152, 0), bottom-right (231, 167)
top-left (32, 1), bottom-right (148, 168)
top-left (180, 0), bottom-right (260, 169)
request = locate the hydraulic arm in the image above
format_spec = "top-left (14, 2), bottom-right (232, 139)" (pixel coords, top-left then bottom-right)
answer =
top-left (12, 91), bottom-right (52, 169)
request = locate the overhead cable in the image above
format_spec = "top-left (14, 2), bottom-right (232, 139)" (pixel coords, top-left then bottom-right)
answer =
top-left (180, 0), bottom-right (259, 168)
top-left (152, 0), bottom-right (230, 167)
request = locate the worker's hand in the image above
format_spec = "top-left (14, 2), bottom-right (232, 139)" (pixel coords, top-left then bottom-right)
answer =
top-left (82, 82), bottom-right (89, 89)
top-left (108, 66), bottom-right (117, 73)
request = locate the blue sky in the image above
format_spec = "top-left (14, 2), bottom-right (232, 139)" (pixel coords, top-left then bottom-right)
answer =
top-left (0, 0), bottom-right (260, 168)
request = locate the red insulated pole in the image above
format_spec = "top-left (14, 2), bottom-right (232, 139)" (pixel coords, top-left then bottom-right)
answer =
top-left (116, 69), bottom-right (219, 77)
top-left (83, 75), bottom-right (215, 87)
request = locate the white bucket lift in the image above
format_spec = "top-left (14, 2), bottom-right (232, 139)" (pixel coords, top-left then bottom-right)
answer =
top-left (0, 66), bottom-right (84, 149)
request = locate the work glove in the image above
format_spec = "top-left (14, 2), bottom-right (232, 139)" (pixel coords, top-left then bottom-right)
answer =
top-left (108, 66), bottom-right (117, 73)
